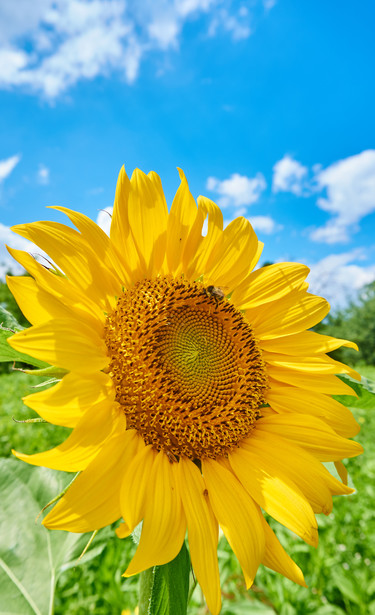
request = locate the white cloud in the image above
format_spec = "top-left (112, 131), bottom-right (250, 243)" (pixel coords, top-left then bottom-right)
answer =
top-left (96, 206), bottom-right (113, 236)
top-left (0, 0), bottom-right (259, 98)
top-left (37, 164), bottom-right (50, 185)
top-left (263, 0), bottom-right (277, 11)
top-left (248, 215), bottom-right (283, 234)
top-left (206, 172), bottom-right (266, 208)
top-left (0, 154), bottom-right (21, 182)
top-left (310, 149), bottom-right (375, 244)
top-left (307, 249), bottom-right (375, 309)
top-left (207, 6), bottom-right (251, 40)
top-left (272, 154), bottom-right (308, 196)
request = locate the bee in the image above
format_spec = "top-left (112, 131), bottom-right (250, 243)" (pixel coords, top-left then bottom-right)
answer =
top-left (203, 285), bottom-right (226, 305)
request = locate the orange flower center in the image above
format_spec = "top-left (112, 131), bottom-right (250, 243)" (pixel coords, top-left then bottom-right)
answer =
top-left (104, 275), bottom-right (268, 460)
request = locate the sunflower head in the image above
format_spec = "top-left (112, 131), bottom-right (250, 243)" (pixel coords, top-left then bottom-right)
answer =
top-left (7, 166), bottom-right (363, 615)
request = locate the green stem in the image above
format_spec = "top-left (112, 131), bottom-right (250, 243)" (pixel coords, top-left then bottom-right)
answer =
top-left (138, 542), bottom-right (190, 615)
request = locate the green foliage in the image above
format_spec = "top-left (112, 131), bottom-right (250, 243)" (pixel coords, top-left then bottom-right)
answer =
top-left (314, 280), bottom-right (375, 366)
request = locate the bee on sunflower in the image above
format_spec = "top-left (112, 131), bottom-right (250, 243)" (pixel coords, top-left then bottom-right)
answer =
top-left (7, 167), bottom-right (362, 615)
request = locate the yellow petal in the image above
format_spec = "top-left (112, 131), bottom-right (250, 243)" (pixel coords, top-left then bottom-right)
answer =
top-left (120, 443), bottom-right (157, 531)
top-left (266, 386), bottom-right (360, 438)
top-left (23, 372), bottom-right (114, 428)
top-left (183, 196), bottom-right (223, 280)
top-left (13, 400), bottom-right (122, 472)
top-left (110, 166), bottom-right (143, 282)
top-left (256, 414), bottom-right (363, 461)
top-left (260, 330), bottom-right (358, 354)
top-left (232, 262), bottom-right (310, 310)
top-left (243, 429), bottom-right (353, 515)
top-left (6, 275), bottom-right (74, 325)
top-left (203, 217), bottom-right (260, 291)
top-left (166, 168), bottom-right (198, 275)
top-left (334, 461), bottom-right (348, 485)
top-left (8, 318), bottom-right (108, 374)
top-left (7, 246), bottom-right (104, 326)
top-left (50, 206), bottom-right (131, 287)
top-left (124, 452), bottom-right (186, 575)
top-left (127, 168), bottom-right (168, 277)
top-left (176, 458), bottom-right (221, 615)
top-left (268, 372), bottom-right (357, 396)
top-left (229, 445), bottom-right (318, 546)
top-left (264, 353), bottom-right (360, 382)
top-left (203, 458), bottom-right (265, 588)
top-left (247, 291), bottom-right (329, 339)
top-left (11, 221), bottom-right (121, 311)
top-left (43, 430), bottom-right (138, 532)
top-left (261, 516), bottom-right (306, 586)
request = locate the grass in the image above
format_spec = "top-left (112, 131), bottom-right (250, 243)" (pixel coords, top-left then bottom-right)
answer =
top-left (1, 369), bottom-right (374, 615)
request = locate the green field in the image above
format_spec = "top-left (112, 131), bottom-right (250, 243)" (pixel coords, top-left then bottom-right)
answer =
top-left (1, 369), bottom-right (374, 615)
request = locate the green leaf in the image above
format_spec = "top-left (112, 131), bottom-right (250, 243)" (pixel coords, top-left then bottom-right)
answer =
top-left (139, 542), bottom-right (190, 615)
top-left (336, 375), bottom-right (375, 410)
top-left (0, 305), bottom-right (25, 331)
top-left (0, 458), bottom-right (93, 615)
top-left (0, 328), bottom-right (49, 368)
top-left (331, 567), bottom-right (363, 605)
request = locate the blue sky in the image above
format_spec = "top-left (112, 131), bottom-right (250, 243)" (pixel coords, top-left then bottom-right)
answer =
top-left (0, 0), bottom-right (374, 309)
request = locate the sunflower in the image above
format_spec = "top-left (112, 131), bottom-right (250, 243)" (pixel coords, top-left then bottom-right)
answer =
top-left (8, 167), bottom-right (362, 615)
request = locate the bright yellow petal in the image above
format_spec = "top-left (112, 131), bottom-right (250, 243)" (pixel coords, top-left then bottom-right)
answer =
top-left (176, 458), bottom-right (221, 615)
top-left (166, 168), bottom-right (198, 275)
top-left (247, 291), bottom-right (329, 339)
top-left (260, 330), bottom-right (358, 354)
top-left (7, 246), bottom-right (104, 326)
top-left (183, 196), bottom-right (223, 280)
top-left (264, 352), bottom-right (360, 382)
top-left (261, 516), bottom-right (306, 586)
top-left (231, 263), bottom-right (310, 310)
top-left (256, 414), bottom-right (363, 461)
top-left (229, 445), bottom-right (318, 546)
top-left (23, 372), bottom-right (114, 428)
top-left (6, 275), bottom-right (74, 325)
top-left (13, 400), bottom-right (122, 472)
top-left (127, 168), bottom-right (168, 277)
top-left (11, 221), bottom-right (121, 311)
top-left (119, 443), bottom-right (157, 531)
top-left (334, 461), bottom-right (348, 485)
top-left (265, 386), bottom-right (360, 438)
top-left (124, 451), bottom-right (186, 575)
top-left (110, 166), bottom-right (143, 282)
top-left (8, 318), bottom-right (108, 374)
top-left (203, 458), bottom-right (265, 588)
top-left (203, 217), bottom-right (260, 291)
top-left (243, 429), bottom-right (353, 515)
top-left (268, 372), bottom-right (357, 396)
top-left (50, 206), bottom-right (131, 287)
top-left (43, 429), bottom-right (138, 532)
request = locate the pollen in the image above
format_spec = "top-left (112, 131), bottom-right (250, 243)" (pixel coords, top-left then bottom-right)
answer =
top-left (104, 275), bottom-right (268, 460)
